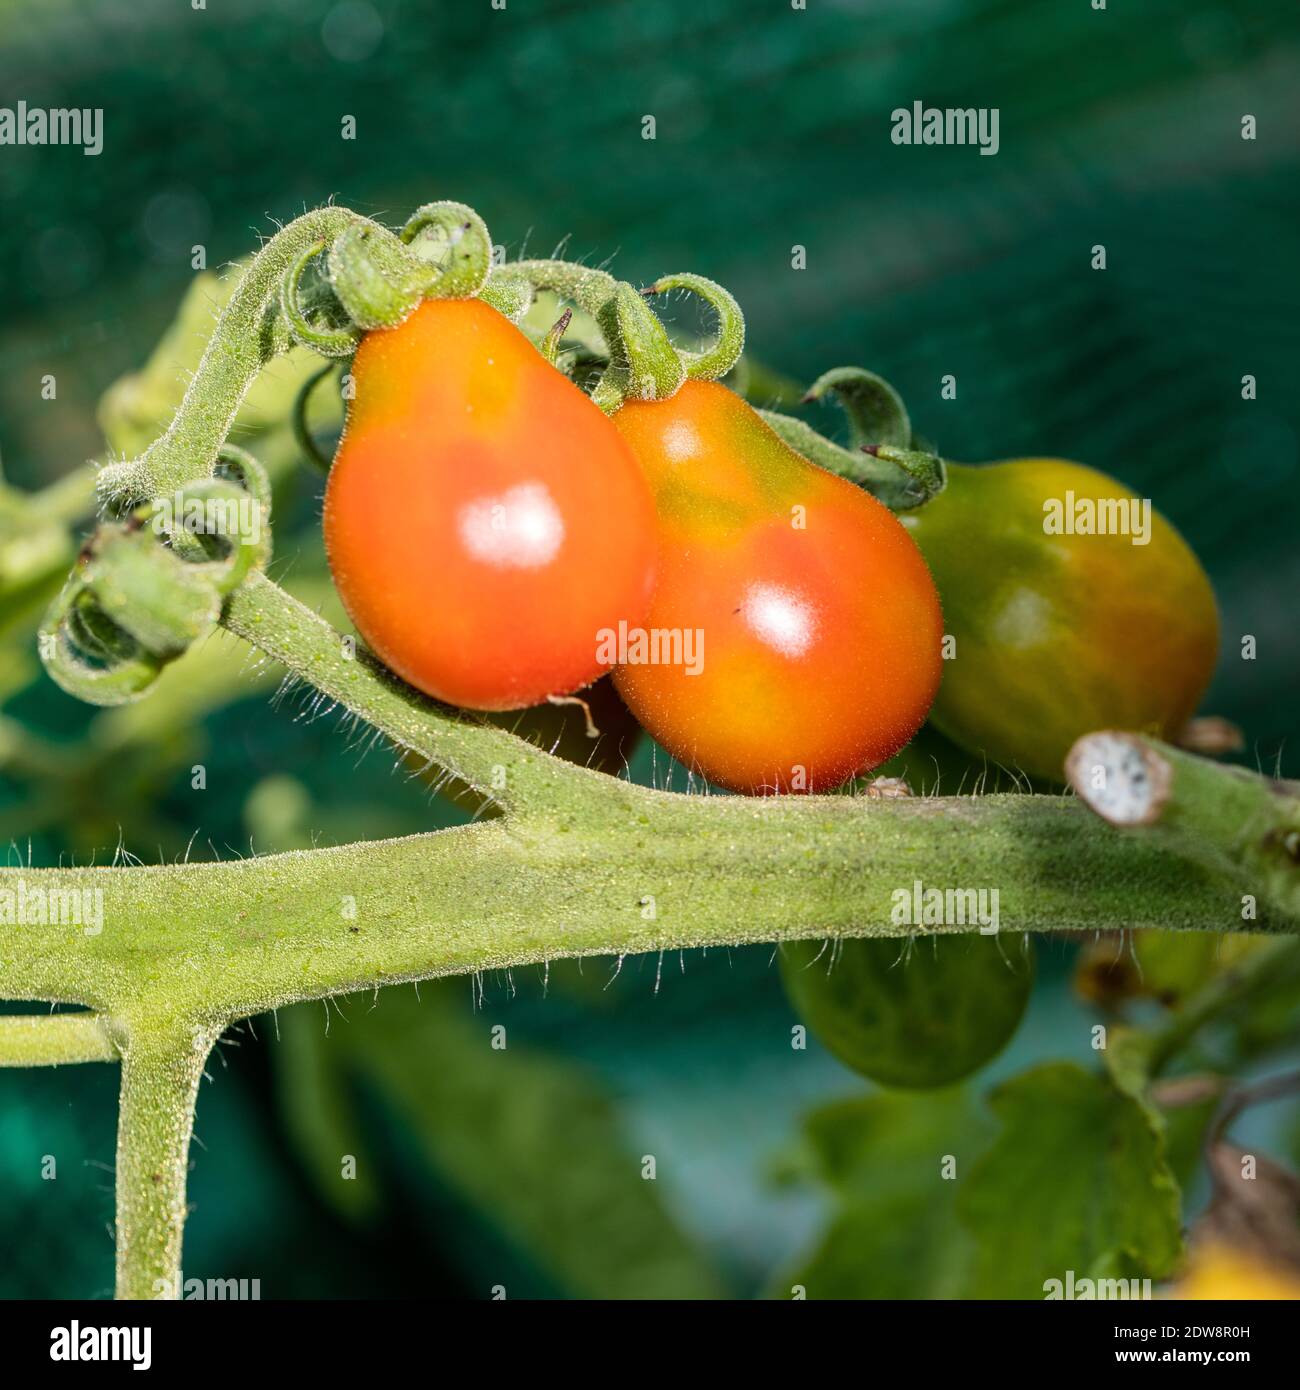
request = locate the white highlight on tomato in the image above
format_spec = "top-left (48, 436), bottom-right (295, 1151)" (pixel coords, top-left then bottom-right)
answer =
top-left (991, 586), bottom-right (1051, 649)
top-left (741, 582), bottom-right (816, 657)
top-left (458, 482), bottom-right (565, 568)
top-left (661, 419), bottom-right (702, 464)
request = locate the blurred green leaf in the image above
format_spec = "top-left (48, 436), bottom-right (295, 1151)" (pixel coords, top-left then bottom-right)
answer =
top-left (276, 1002), bottom-right (382, 1224)
top-left (1160, 1095), bottom-right (1221, 1193)
top-left (275, 984), bottom-right (724, 1299)
top-left (958, 1063), bottom-right (1183, 1296)
top-left (1132, 931), bottom-right (1264, 1008)
top-left (777, 1089), bottom-right (992, 1299)
top-left (1222, 948), bottom-right (1300, 1063)
top-left (781, 932), bottom-right (1033, 1089)
top-left (1102, 1024), bottom-right (1159, 1100)
top-left (98, 267), bottom-right (340, 463)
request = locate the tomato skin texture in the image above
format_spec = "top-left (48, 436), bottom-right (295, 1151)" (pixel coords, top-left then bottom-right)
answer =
top-left (324, 299), bottom-right (657, 710)
top-left (902, 458), bottom-right (1219, 782)
top-left (611, 380), bottom-right (944, 794)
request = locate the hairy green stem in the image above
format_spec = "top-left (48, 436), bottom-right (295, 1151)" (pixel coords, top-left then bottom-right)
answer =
top-left (1067, 732), bottom-right (1300, 919)
top-left (2, 788), bottom-right (1293, 1027)
top-left (0, 1012), bottom-right (117, 1065)
top-left (221, 572), bottom-right (568, 809)
top-left (96, 208), bottom-right (359, 508)
top-left (1, 730), bottom-right (1296, 1299)
top-left (114, 1019), bottom-right (220, 1300)
top-left (9, 204), bottom-right (1299, 1305)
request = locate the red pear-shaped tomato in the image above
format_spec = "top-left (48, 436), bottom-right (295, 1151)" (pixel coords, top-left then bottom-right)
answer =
top-left (324, 298), bottom-right (658, 710)
top-left (611, 380), bottom-right (943, 793)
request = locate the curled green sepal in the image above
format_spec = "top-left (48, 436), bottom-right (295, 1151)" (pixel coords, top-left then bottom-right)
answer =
top-left (291, 363), bottom-right (342, 473)
top-left (326, 223), bottom-right (434, 333)
top-left (479, 268), bottom-right (534, 323)
top-left (758, 409), bottom-right (946, 511)
top-left (280, 239), bottom-right (359, 357)
top-left (39, 577), bottom-right (165, 706)
top-left (154, 471), bottom-right (270, 590)
top-left (591, 284), bottom-right (686, 412)
top-left (326, 203), bottom-right (493, 334)
top-left (499, 258), bottom-right (746, 411)
top-left (81, 524), bottom-right (222, 657)
top-left (642, 273), bottom-right (745, 383)
top-left (862, 443), bottom-right (947, 507)
top-left (803, 366), bottom-right (911, 450)
top-left (400, 201), bottom-right (492, 299)
top-left (215, 443), bottom-right (272, 519)
top-left (39, 458), bottom-right (272, 705)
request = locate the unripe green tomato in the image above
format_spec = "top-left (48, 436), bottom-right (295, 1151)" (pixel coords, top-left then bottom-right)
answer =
top-left (781, 933), bottom-right (1033, 1089)
top-left (900, 459), bottom-right (1219, 783)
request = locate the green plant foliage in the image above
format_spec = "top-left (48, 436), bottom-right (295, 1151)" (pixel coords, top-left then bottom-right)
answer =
top-left (2, 0), bottom-right (1298, 1303)
top-left (275, 985), bottom-right (725, 1300)
top-left (781, 934), bottom-right (1034, 1089)
top-left (776, 1089), bottom-right (991, 1299)
top-left (957, 1063), bottom-right (1183, 1296)
top-left (1133, 931), bottom-right (1265, 1008)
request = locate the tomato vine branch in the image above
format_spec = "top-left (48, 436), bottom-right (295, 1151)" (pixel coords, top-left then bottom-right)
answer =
top-left (96, 208), bottom-right (360, 510)
top-left (6, 198), bottom-right (1299, 1303)
top-left (0, 1012), bottom-right (117, 1066)
top-left (221, 572), bottom-right (577, 810)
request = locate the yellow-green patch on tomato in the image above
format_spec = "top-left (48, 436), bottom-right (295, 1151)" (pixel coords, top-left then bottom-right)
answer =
top-left (902, 458), bottom-right (1218, 783)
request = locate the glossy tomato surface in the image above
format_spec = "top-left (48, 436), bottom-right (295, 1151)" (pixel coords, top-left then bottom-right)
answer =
top-left (324, 298), bottom-right (657, 710)
top-left (612, 380), bottom-right (944, 793)
top-left (902, 458), bottom-right (1219, 781)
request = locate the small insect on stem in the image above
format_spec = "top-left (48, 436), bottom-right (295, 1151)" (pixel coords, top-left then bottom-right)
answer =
top-left (864, 776), bottom-right (912, 799)
top-left (1177, 715), bottom-right (1245, 757)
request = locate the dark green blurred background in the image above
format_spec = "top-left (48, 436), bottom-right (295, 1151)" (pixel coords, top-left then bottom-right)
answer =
top-left (0, 0), bottom-right (1297, 1299)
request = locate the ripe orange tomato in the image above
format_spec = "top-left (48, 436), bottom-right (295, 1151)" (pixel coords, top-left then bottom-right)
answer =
top-left (611, 380), bottom-right (944, 793)
top-left (324, 298), bottom-right (658, 710)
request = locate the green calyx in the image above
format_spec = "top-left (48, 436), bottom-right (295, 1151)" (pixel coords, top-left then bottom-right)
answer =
top-left (759, 410), bottom-right (946, 511)
top-left (803, 366), bottom-right (911, 448)
top-left (498, 259), bottom-right (745, 412)
top-left (755, 365), bottom-right (947, 511)
top-left (96, 201), bottom-right (496, 515)
top-left (647, 273), bottom-right (746, 383)
top-left (479, 268), bottom-right (534, 322)
top-left (41, 459), bottom-right (270, 706)
top-left (400, 201), bottom-right (493, 297)
top-left (493, 261), bottom-right (942, 515)
top-left (281, 202), bottom-right (494, 350)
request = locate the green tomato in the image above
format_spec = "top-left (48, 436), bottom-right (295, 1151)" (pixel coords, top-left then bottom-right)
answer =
top-left (782, 933), bottom-right (1034, 1089)
top-left (901, 458), bottom-right (1219, 783)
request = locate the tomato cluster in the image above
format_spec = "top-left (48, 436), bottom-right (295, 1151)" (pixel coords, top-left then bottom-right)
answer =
top-left (324, 275), bottom-right (1218, 795)
top-left (325, 297), bottom-right (943, 792)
